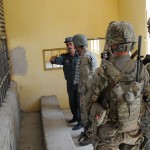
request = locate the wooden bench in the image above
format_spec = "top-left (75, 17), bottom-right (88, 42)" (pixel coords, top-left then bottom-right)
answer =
top-left (41, 95), bottom-right (75, 150)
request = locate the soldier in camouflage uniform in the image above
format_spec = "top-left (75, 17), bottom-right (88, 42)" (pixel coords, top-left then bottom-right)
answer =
top-left (143, 18), bottom-right (150, 74)
top-left (139, 17), bottom-right (150, 150)
top-left (148, 18), bottom-right (150, 35)
top-left (84, 21), bottom-right (150, 150)
top-left (72, 34), bottom-right (98, 146)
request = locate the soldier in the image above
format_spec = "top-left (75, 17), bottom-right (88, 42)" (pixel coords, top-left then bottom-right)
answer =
top-left (143, 54), bottom-right (150, 65)
top-left (143, 17), bottom-right (150, 70)
top-left (72, 34), bottom-right (98, 146)
top-left (139, 17), bottom-right (150, 150)
top-left (85, 21), bottom-right (150, 150)
top-left (148, 18), bottom-right (150, 35)
top-left (143, 18), bottom-right (150, 74)
top-left (50, 37), bottom-right (82, 130)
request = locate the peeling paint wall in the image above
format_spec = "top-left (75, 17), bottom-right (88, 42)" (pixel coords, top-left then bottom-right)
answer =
top-left (10, 46), bottom-right (28, 75)
top-left (3, 0), bottom-right (118, 112)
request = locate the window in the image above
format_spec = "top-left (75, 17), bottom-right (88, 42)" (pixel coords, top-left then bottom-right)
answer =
top-left (88, 38), bottom-right (105, 54)
top-left (43, 48), bottom-right (67, 70)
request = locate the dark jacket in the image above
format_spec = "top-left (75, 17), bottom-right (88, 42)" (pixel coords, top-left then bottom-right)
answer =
top-left (51, 51), bottom-right (79, 85)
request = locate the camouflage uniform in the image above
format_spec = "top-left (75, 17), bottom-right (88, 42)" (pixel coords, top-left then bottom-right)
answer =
top-left (79, 50), bottom-right (97, 139)
top-left (73, 34), bottom-right (98, 145)
top-left (92, 56), bottom-right (149, 150)
top-left (139, 17), bottom-right (150, 150)
top-left (148, 18), bottom-right (150, 36)
top-left (84, 21), bottom-right (150, 150)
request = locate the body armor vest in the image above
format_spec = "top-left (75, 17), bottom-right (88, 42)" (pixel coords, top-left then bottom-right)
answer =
top-left (104, 60), bottom-right (143, 133)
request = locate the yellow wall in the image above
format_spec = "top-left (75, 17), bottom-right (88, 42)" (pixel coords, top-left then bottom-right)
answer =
top-left (3, 0), bottom-right (118, 112)
top-left (118, 0), bottom-right (147, 55)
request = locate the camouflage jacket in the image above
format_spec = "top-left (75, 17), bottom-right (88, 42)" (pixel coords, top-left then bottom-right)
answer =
top-left (83, 55), bottom-right (150, 130)
top-left (78, 50), bottom-right (97, 95)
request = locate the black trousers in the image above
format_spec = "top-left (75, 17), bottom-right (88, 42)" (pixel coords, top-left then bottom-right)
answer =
top-left (67, 83), bottom-right (81, 122)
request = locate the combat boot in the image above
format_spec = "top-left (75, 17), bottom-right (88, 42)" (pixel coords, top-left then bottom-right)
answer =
top-left (79, 136), bottom-right (92, 146)
top-left (72, 121), bottom-right (83, 130)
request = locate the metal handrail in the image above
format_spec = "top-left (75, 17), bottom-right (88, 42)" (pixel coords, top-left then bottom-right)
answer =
top-left (0, 39), bottom-right (10, 107)
top-left (0, 1), bottom-right (10, 107)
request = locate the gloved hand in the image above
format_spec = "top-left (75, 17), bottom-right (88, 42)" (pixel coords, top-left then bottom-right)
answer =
top-left (143, 95), bottom-right (149, 102)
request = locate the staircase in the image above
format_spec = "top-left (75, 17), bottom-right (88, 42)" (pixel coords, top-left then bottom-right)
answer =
top-left (41, 95), bottom-right (93, 150)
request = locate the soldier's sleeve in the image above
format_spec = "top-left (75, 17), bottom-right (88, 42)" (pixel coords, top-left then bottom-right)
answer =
top-left (90, 53), bottom-right (98, 73)
top-left (146, 63), bottom-right (150, 73)
top-left (84, 66), bottom-right (109, 102)
top-left (51, 54), bottom-right (65, 65)
top-left (142, 66), bottom-right (150, 100)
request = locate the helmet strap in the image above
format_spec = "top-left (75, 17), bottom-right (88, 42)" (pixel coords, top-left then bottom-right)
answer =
top-left (118, 43), bottom-right (134, 51)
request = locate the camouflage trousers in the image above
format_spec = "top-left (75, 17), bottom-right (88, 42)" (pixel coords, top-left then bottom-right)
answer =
top-left (80, 95), bottom-right (93, 138)
top-left (80, 98), bottom-right (107, 139)
top-left (140, 103), bottom-right (150, 138)
top-left (140, 103), bottom-right (150, 150)
top-left (142, 139), bottom-right (150, 150)
top-left (94, 144), bottom-right (140, 150)
top-left (93, 129), bottom-right (142, 150)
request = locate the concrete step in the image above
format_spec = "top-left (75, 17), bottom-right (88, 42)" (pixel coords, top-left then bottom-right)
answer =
top-left (19, 112), bottom-right (45, 150)
top-left (62, 109), bottom-right (93, 150)
top-left (41, 95), bottom-right (76, 150)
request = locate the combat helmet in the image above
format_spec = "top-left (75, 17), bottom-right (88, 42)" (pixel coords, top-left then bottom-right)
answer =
top-left (148, 18), bottom-right (150, 26)
top-left (72, 34), bottom-right (88, 48)
top-left (106, 21), bottom-right (137, 51)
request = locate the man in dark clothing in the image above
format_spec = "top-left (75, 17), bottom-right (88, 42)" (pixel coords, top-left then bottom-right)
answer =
top-left (50, 37), bottom-right (82, 130)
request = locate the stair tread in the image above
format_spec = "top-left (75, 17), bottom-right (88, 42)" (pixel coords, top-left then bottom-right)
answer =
top-left (41, 95), bottom-right (76, 150)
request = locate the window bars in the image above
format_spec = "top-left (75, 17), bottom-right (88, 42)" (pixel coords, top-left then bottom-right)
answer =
top-left (0, 39), bottom-right (10, 107)
top-left (88, 38), bottom-right (105, 54)
top-left (0, 1), bottom-right (10, 107)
